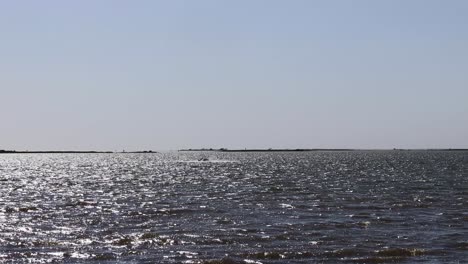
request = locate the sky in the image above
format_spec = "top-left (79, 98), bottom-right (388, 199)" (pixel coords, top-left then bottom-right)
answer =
top-left (1, 0), bottom-right (467, 151)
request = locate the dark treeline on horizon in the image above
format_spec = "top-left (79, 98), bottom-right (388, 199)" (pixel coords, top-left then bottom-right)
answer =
top-left (0, 150), bottom-right (156, 154)
top-left (178, 148), bottom-right (468, 152)
top-left (1, 149), bottom-right (468, 154)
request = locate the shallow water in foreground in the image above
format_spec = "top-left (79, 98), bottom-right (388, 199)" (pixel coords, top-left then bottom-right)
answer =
top-left (0, 151), bottom-right (467, 263)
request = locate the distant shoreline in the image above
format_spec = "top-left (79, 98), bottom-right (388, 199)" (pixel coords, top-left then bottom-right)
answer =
top-left (1, 149), bottom-right (467, 154)
top-left (178, 148), bottom-right (468, 152)
top-left (0, 150), bottom-right (156, 154)
top-left (180, 148), bottom-right (354, 152)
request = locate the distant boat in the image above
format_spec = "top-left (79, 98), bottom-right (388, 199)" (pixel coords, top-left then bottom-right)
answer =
top-left (198, 157), bottom-right (209, 162)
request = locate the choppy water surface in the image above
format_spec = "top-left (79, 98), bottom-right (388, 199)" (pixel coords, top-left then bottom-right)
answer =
top-left (0, 151), bottom-right (467, 263)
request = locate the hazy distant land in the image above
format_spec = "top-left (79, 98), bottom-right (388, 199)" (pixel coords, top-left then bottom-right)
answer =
top-left (179, 148), bottom-right (468, 152)
top-left (1, 149), bottom-right (467, 154)
top-left (179, 148), bottom-right (354, 152)
top-left (0, 150), bottom-right (155, 154)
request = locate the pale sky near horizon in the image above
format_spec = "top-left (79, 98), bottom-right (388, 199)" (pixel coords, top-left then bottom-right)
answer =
top-left (1, 1), bottom-right (467, 151)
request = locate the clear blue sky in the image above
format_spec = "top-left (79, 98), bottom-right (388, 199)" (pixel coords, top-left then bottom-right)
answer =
top-left (1, 1), bottom-right (467, 150)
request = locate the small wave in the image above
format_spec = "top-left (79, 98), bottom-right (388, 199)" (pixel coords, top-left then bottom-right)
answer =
top-left (451, 242), bottom-right (468, 250)
top-left (176, 160), bottom-right (239, 163)
top-left (324, 248), bottom-right (366, 258)
top-left (92, 252), bottom-right (118, 261)
top-left (242, 251), bottom-right (318, 260)
top-left (243, 252), bottom-right (285, 259)
top-left (376, 248), bottom-right (426, 257)
top-left (197, 258), bottom-right (245, 264)
top-left (346, 256), bottom-right (403, 263)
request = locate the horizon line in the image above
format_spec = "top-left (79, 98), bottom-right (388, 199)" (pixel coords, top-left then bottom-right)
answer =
top-left (1, 148), bottom-right (468, 154)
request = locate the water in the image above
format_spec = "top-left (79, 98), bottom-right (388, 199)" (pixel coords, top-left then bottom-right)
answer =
top-left (0, 151), bottom-right (467, 263)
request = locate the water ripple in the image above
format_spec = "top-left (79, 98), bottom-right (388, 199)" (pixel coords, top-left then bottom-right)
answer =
top-left (0, 151), bottom-right (467, 263)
